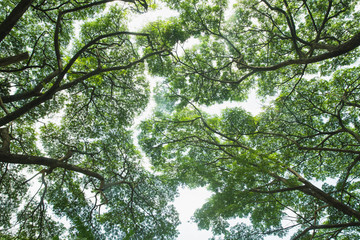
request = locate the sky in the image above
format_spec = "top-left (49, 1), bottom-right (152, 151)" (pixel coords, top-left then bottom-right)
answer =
top-left (174, 187), bottom-right (214, 239)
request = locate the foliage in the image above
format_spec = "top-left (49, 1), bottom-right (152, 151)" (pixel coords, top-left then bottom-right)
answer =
top-left (156, 0), bottom-right (360, 103)
top-left (2, 0), bottom-right (360, 239)
top-left (139, 0), bottom-right (360, 239)
top-left (0, 0), bottom-right (179, 239)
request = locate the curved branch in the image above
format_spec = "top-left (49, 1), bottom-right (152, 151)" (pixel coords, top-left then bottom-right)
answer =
top-left (0, 48), bottom-right (165, 127)
top-left (293, 222), bottom-right (360, 240)
top-left (0, 151), bottom-right (131, 203)
top-left (261, 0), bottom-right (303, 57)
top-left (249, 185), bottom-right (307, 194)
top-left (287, 167), bottom-right (360, 221)
top-left (53, 0), bottom-right (121, 71)
top-left (302, 0), bottom-right (318, 33)
top-left (297, 146), bottom-right (360, 154)
top-left (1, 70), bottom-right (60, 103)
top-left (54, 11), bottom-right (63, 70)
top-left (62, 31), bottom-right (149, 75)
top-left (58, 48), bottom-right (166, 91)
top-left (0, 152), bottom-right (105, 182)
top-left (339, 155), bottom-right (360, 197)
top-left (241, 31), bottom-right (360, 72)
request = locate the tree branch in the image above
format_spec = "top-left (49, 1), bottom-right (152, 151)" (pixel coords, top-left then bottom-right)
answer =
top-left (0, 48), bottom-right (165, 127)
top-left (241, 31), bottom-right (360, 72)
top-left (0, 151), bottom-right (105, 182)
top-left (287, 167), bottom-right (360, 221)
top-left (1, 70), bottom-right (60, 103)
top-left (339, 155), bottom-right (360, 198)
top-left (0, 0), bottom-right (34, 43)
top-left (261, 0), bottom-right (304, 57)
top-left (0, 52), bottom-right (29, 67)
top-left (249, 185), bottom-right (307, 194)
top-left (293, 222), bottom-right (360, 240)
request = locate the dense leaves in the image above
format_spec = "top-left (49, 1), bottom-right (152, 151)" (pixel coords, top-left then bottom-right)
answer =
top-left (139, 0), bottom-right (360, 239)
top-left (2, 0), bottom-right (360, 239)
top-left (141, 68), bottom-right (360, 239)
top-left (157, 0), bottom-right (360, 101)
top-left (0, 0), bottom-right (179, 239)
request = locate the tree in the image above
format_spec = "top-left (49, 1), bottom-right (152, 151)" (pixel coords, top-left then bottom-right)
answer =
top-left (150, 0), bottom-right (360, 103)
top-left (3, 0), bottom-right (360, 238)
top-left (139, 0), bottom-right (360, 239)
top-left (0, 0), bottom-right (179, 239)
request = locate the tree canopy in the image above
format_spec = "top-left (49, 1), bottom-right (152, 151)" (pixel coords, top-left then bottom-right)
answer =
top-left (0, 0), bottom-right (178, 239)
top-left (1, 0), bottom-right (360, 239)
top-left (139, 0), bottom-right (360, 239)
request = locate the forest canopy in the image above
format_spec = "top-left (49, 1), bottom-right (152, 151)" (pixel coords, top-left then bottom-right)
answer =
top-left (1, 0), bottom-right (360, 239)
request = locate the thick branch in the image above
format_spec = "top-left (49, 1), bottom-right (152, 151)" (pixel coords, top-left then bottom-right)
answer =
top-left (0, 49), bottom-right (165, 127)
top-left (0, 79), bottom-right (60, 127)
top-left (287, 167), bottom-right (360, 221)
top-left (293, 222), bottom-right (360, 240)
top-left (0, 0), bottom-right (34, 43)
top-left (54, 12), bottom-right (63, 70)
top-left (0, 127), bottom-right (10, 152)
top-left (0, 52), bottom-right (29, 67)
top-left (241, 31), bottom-right (360, 71)
top-left (0, 152), bottom-right (104, 182)
top-left (0, 97), bottom-right (9, 114)
top-left (2, 70), bottom-right (60, 103)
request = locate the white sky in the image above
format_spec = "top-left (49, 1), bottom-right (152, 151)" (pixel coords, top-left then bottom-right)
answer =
top-left (174, 187), bottom-right (213, 239)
